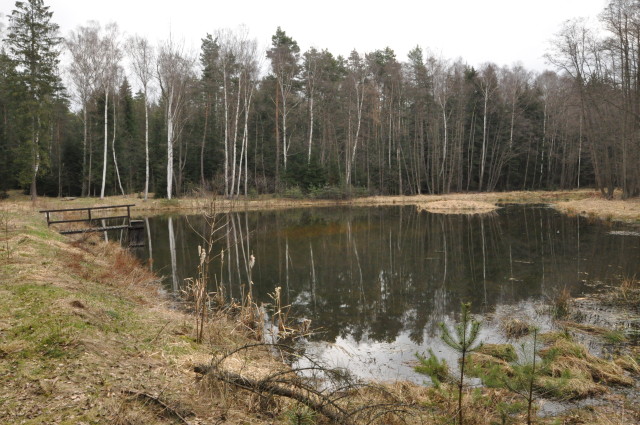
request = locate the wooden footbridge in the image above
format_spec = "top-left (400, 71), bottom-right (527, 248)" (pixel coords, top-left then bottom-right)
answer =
top-left (39, 204), bottom-right (145, 247)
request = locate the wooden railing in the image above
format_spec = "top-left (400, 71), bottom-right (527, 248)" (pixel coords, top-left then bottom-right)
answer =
top-left (39, 204), bottom-right (135, 235)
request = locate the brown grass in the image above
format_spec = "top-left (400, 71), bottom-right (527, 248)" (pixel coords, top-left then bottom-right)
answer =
top-left (501, 318), bottom-right (532, 339)
top-left (554, 191), bottom-right (640, 223)
top-left (416, 200), bottom-right (499, 214)
top-left (539, 338), bottom-right (633, 391)
top-left (6, 187), bottom-right (639, 223)
top-left (0, 206), bottom-right (279, 424)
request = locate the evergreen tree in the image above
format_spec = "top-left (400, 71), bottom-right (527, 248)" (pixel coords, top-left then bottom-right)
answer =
top-left (5, 0), bottom-right (61, 200)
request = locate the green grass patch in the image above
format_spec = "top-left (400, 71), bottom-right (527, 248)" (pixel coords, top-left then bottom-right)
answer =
top-left (602, 330), bottom-right (627, 344)
top-left (476, 343), bottom-right (517, 362)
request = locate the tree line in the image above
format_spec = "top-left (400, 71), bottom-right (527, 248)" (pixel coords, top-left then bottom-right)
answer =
top-left (1, 0), bottom-right (639, 200)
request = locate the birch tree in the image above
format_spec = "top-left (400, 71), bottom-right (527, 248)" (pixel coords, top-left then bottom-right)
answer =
top-left (345, 50), bottom-right (366, 187)
top-left (66, 22), bottom-right (101, 196)
top-left (97, 23), bottom-right (122, 199)
top-left (157, 38), bottom-right (194, 199)
top-left (267, 27), bottom-right (300, 186)
top-left (477, 63), bottom-right (498, 192)
top-left (127, 34), bottom-right (154, 200)
top-left (215, 27), bottom-right (259, 198)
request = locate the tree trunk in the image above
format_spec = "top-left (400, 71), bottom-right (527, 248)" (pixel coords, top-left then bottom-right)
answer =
top-left (100, 90), bottom-right (109, 199)
top-left (200, 96), bottom-right (209, 191)
top-left (82, 106), bottom-right (88, 197)
top-left (30, 116), bottom-right (40, 202)
top-left (308, 91), bottom-right (314, 164)
top-left (111, 96), bottom-right (125, 195)
top-left (167, 88), bottom-right (174, 200)
top-left (144, 91), bottom-right (150, 201)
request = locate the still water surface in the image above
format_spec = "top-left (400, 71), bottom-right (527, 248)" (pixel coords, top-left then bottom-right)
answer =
top-left (135, 205), bottom-right (640, 382)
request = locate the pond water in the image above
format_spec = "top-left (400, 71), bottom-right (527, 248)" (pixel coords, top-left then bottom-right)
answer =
top-left (134, 205), bottom-right (640, 382)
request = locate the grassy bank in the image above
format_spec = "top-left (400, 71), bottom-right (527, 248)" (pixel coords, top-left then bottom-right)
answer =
top-left (0, 204), bottom-right (280, 424)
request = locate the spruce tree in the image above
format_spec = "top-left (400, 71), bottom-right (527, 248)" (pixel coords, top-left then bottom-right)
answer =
top-left (5, 0), bottom-right (61, 200)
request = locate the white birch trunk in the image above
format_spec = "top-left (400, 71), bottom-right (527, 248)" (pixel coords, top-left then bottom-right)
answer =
top-left (82, 106), bottom-right (88, 197)
top-left (168, 217), bottom-right (178, 292)
top-left (346, 78), bottom-right (364, 185)
top-left (30, 116), bottom-right (40, 201)
top-left (166, 88), bottom-right (174, 200)
top-left (111, 97), bottom-right (125, 195)
top-left (100, 90), bottom-right (109, 199)
top-left (440, 100), bottom-right (448, 190)
top-left (230, 74), bottom-right (242, 197)
top-left (237, 84), bottom-right (253, 196)
top-left (144, 91), bottom-right (149, 200)
top-left (223, 65), bottom-right (229, 197)
top-left (479, 88), bottom-right (489, 192)
top-left (307, 93), bottom-right (314, 164)
top-left (281, 79), bottom-right (289, 171)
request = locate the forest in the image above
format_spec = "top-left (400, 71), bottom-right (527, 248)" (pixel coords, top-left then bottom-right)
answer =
top-left (1, 0), bottom-right (639, 201)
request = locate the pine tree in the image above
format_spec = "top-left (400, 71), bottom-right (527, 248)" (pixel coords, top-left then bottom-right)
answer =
top-left (441, 302), bottom-right (482, 425)
top-left (5, 0), bottom-right (61, 200)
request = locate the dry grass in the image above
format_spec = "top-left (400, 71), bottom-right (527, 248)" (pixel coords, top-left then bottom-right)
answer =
top-left (466, 352), bottom-right (515, 378)
top-left (475, 343), bottom-right (518, 362)
top-left (535, 337), bottom-right (633, 400)
top-left (344, 381), bottom-right (526, 425)
top-left (0, 206), bottom-right (278, 424)
top-left (614, 355), bottom-right (640, 374)
top-left (7, 187), bottom-right (639, 223)
top-left (501, 318), bottom-right (532, 339)
top-left (1, 187), bottom-right (596, 213)
top-left (415, 200), bottom-right (499, 214)
top-left (554, 191), bottom-right (640, 223)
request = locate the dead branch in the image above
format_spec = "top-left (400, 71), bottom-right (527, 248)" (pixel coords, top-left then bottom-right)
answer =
top-left (122, 389), bottom-right (191, 424)
top-left (196, 343), bottom-right (431, 424)
top-left (206, 368), bottom-right (351, 424)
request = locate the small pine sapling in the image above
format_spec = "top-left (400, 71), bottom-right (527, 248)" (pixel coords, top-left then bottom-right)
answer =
top-left (479, 328), bottom-right (542, 425)
top-left (415, 348), bottom-right (450, 388)
top-left (441, 302), bottom-right (483, 425)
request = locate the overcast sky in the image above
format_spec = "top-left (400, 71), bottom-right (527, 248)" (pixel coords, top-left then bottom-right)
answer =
top-left (28, 0), bottom-right (608, 71)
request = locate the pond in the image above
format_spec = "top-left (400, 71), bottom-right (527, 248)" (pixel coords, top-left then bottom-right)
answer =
top-left (133, 205), bottom-right (640, 382)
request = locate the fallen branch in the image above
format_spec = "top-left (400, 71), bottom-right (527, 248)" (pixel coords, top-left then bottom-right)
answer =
top-left (122, 389), bottom-right (191, 424)
top-left (201, 367), bottom-right (351, 424)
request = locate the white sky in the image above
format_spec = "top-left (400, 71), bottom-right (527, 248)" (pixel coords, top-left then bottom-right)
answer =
top-left (18, 0), bottom-right (608, 71)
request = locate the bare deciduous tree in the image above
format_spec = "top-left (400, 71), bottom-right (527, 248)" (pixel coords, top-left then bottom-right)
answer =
top-left (127, 34), bottom-right (155, 201)
top-left (66, 21), bottom-right (101, 197)
top-left (157, 38), bottom-right (194, 200)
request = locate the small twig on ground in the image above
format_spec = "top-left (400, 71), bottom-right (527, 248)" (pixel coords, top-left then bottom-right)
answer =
top-left (122, 389), bottom-right (191, 424)
top-left (149, 321), bottom-right (171, 344)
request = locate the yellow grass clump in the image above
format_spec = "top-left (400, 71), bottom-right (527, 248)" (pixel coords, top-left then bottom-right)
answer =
top-left (416, 200), bottom-right (499, 215)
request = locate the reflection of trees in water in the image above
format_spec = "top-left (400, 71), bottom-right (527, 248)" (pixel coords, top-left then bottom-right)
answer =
top-left (142, 206), bottom-right (640, 346)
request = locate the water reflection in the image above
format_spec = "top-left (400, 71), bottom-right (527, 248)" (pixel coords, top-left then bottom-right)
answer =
top-left (137, 206), bottom-right (640, 380)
